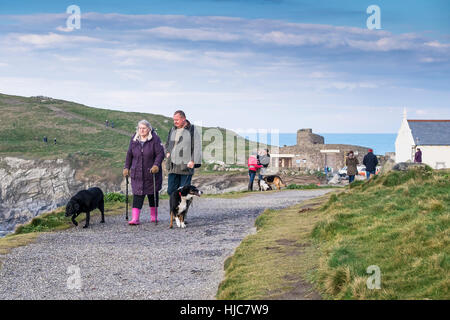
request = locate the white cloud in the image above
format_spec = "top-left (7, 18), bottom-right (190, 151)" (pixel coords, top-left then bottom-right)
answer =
top-left (114, 48), bottom-right (188, 62)
top-left (142, 26), bottom-right (241, 42)
top-left (425, 41), bottom-right (450, 49)
top-left (419, 57), bottom-right (447, 63)
top-left (1, 12), bottom-right (449, 133)
top-left (345, 37), bottom-right (412, 52)
top-left (145, 80), bottom-right (177, 90)
top-left (309, 71), bottom-right (336, 79)
top-left (256, 31), bottom-right (328, 47)
top-left (12, 32), bottom-right (101, 47)
top-left (53, 54), bottom-right (83, 63)
top-left (416, 109), bottom-right (428, 115)
top-left (55, 26), bottom-right (75, 33)
top-left (113, 69), bottom-right (144, 81)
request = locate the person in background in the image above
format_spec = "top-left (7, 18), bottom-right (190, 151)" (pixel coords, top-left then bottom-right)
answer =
top-left (414, 148), bottom-right (422, 163)
top-left (248, 151), bottom-right (262, 191)
top-left (123, 120), bottom-right (164, 225)
top-left (345, 151), bottom-right (359, 183)
top-left (363, 148), bottom-right (378, 180)
top-left (257, 148), bottom-right (271, 180)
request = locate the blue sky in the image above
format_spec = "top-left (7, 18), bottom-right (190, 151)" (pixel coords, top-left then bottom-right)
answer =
top-left (0, 0), bottom-right (449, 133)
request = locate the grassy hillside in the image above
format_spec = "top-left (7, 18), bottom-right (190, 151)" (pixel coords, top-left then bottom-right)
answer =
top-left (0, 93), bottom-right (260, 180)
top-left (0, 93), bottom-right (171, 179)
top-left (218, 167), bottom-right (449, 300)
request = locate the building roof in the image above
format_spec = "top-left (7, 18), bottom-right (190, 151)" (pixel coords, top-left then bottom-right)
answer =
top-left (407, 120), bottom-right (450, 145)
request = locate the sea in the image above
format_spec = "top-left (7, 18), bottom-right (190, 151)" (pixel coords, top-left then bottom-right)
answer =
top-left (243, 133), bottom-right (397, 156)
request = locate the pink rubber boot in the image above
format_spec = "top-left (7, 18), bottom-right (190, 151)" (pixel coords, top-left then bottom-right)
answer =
top-left (150, 207), bottom-right (158, 223)
top-left (128, 208), bottom-right (141, 225)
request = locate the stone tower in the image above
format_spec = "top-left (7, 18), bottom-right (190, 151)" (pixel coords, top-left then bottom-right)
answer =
top-left (296, 129), bottom-right (324, 146)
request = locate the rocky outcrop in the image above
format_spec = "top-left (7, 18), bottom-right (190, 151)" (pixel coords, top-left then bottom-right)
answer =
top-left (0, 157), bottom-right (81, 236)
top-left (0, 157), bottom-right (124, 237)
top-left (392, 162), bottom-right (428, 171)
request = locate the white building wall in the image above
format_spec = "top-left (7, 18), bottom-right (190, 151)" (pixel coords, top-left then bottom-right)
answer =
top-left (395, 119), bottom-right (415, 163)
top-left (418, 146), bottom-right (450, 169)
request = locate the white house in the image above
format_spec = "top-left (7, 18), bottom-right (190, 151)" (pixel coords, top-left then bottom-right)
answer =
top-left (395, 112), bottom-right (450, 169)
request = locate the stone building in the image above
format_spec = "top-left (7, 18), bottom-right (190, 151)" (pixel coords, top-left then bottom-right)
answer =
top-left (271, 129), bottom-right (370, 172)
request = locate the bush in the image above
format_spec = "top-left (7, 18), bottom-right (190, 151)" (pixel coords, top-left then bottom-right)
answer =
top-left (314, 171), bottom-right (326, 178)
top-left (104, 192), bottom-right (127, 203)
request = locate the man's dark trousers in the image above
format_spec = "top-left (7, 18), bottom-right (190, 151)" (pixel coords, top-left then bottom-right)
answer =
top-left (167, 173), bottom-right (193, 195)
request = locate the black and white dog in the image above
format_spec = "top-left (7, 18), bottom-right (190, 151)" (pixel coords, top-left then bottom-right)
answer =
top-left (258, 179), bottom-right (272, 191)
top-left (169, 185), bottom-right (203, 229)
top-left (65, 187), bottom-right (105, 228)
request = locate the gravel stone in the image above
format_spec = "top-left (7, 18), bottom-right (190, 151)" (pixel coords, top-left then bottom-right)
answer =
top-left (0, 189), bottom-right (331, 300)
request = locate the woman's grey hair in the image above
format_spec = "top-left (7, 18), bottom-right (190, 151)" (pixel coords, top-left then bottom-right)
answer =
top-left (136, 119), bottom-right (152, 131)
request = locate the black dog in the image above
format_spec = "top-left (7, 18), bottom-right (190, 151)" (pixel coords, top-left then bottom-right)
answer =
top-left (65, 187), bottom-right (105, 228)
top-left (169, 185), bottom-right (203, 229)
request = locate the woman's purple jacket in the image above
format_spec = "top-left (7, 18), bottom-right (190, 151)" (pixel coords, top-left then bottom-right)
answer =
top-left (124, 131), bottom-right (165, 196)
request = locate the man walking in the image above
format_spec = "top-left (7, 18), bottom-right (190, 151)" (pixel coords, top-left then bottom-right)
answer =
top-left (165, 110), bottom-right (202, 195)
top-left (363, 148), bottom-right (378, 179)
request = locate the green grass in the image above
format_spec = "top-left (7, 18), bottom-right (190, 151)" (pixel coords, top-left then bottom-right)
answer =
top-left (217, 167), bottom-right (450, 300)
top-left (287, 183), bottom-right (342, 190)
top-left (311, 166), bottom-right (449, 299)
top-left (217, 193), bottom-right (336, 299)
top-left (13, 201), bottom-right (126, 235)
top-left (0, 93), bottom-right (269, 179)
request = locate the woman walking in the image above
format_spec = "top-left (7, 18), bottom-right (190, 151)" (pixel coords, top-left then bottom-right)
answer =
top-left (345, 151), bottom-right (359, 183)
top-left (123, 120), bottom-right (165, 225)
top-left (247, 151), bottom-right (262, 191)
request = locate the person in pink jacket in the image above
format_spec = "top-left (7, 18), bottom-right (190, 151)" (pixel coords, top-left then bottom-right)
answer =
top-left (248, 152), bottom-right (262, 191)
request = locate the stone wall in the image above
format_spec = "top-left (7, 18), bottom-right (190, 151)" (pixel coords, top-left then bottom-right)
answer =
top-left (278, 137), bottom-right (370, 171)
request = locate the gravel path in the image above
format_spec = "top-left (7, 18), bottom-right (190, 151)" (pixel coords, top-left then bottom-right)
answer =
top-left (0, 189), bottom-right (331, 300)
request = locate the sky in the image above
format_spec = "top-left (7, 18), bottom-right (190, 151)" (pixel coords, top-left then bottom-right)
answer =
top-left (0, 0), bottom-right (449, 133)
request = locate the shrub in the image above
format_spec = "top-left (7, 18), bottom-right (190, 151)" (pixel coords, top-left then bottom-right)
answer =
top-left (104, 192), bottom-right (127, 203)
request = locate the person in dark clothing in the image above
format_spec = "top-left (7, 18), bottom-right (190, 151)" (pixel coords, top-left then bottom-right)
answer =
top-left (123, 120), bottom-right (165, 225)
top-left (363, 148), bottom-right (378, 180)
top-left (43, 136), bottom-right (48, 143)
top-left (414, 148), bottom-right (422, 163)
top-left (257, 149), bottom-right (270, 180)
top-left (345, 151), bottom-right (359, 183)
